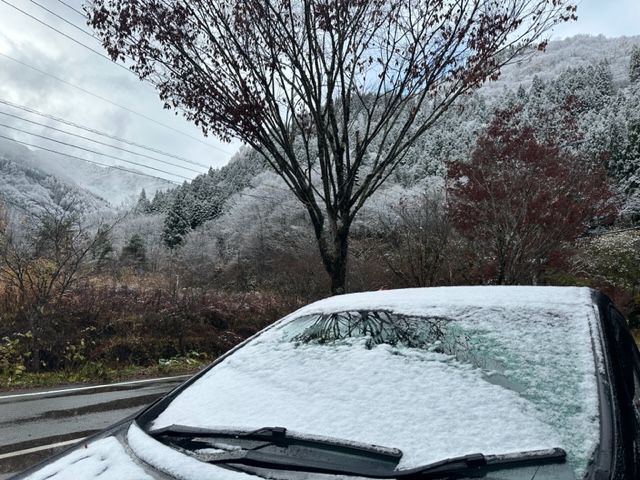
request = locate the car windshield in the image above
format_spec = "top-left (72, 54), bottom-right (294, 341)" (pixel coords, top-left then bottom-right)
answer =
top-left (145, 287), bottom-right (602, 479)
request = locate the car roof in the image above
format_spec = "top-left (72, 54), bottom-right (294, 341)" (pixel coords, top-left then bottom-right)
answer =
top-left (286, 285), bottom-right (597, 319)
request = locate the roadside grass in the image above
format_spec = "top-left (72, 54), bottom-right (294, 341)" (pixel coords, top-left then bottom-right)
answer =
top-left (0, 355), bottom-right (209, 391)
top-left (0, 287), bottom-right (299, 392)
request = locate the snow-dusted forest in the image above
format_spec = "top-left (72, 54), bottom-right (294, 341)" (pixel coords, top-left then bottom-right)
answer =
top-left (2, 34), bottom-right (640, 378)
top-left (132, 35), bottom-right (640, 290)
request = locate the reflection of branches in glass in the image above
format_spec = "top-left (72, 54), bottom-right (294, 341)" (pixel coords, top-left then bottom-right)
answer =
top-left (292, 311), bottom-right (445, 350)
top-left (290, 311), bottom-right (504, 373)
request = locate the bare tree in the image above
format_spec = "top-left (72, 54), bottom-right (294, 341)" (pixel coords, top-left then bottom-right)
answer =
top-left (375, 186), bottom-right (451, 287)
top-left (0, 197), bottom-right (119, 371)
top-left (86, 0), bottom-right (576, 294)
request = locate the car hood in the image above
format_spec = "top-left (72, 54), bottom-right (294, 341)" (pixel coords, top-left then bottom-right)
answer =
top-left (147, 287), bottom-right (601, 478)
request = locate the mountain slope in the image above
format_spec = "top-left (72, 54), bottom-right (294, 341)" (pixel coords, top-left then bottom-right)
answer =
top-left (482, 34), bottom-right (640, 95)
top-left (1, 35), bottom-right (639, 217)
top-left (0, 137), bottom-right (174, 208)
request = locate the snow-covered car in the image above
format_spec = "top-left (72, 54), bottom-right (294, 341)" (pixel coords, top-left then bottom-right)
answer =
top-left (13, 286), bottom-right (640, 479)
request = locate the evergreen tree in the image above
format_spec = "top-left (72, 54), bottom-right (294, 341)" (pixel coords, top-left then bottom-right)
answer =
top-left (552, 61), bottom-right (613, 114)
top-left (630, 45), bottom-right (640, 84)
top-left (162, 194), bottom-right (190, 250)
top-left (120, 233), bottom-right (147, 270)
top-left (603, 91), bottom-right (640, 219)
top-left (149, 189), bottom-right (173, 213)
top-left (622, 117), bottom-right (640, 195)
top-left (91, 224), bottom-right (114, 270)
top-left (136, 189), bottom-right (151, 213)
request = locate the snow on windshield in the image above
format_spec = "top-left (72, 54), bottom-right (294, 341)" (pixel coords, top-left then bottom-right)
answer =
top-left (147, 286), bottom-right (601, 478)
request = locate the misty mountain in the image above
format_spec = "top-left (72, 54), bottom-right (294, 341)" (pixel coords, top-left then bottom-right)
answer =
top-left (0, 136), bottom-right (174, 210)
top-left (484, 34), bottom-right (638, 93)
top-left (1, 34), bottom-right (639, 223)
top-left (0, 138), bottom-right (111, 214)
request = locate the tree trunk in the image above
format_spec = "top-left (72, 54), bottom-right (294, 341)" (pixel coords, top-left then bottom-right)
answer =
top-left (327, 246), bottom-right (348, 296)
top-left (313, 216), bottom-right (350, 295)
top-left (28, 314), bottom-right (41, 373)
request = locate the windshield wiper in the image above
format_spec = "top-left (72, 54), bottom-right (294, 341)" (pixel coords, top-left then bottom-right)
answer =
top-left (149, 425), bottom-right (566, 479)
top-left (150, 425), bottom-right (403, 476)
top-left (397, 447), bottom-right (566, 479)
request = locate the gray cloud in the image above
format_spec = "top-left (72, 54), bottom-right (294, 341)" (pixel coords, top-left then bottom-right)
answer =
top-left (0, 0), bottom-right (238, 183)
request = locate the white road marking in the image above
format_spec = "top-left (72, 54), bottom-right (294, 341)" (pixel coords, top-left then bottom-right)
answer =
top-left (0, 437), bottom-right (86, 460)
top-left (0, 375), bottom-right (191, 400)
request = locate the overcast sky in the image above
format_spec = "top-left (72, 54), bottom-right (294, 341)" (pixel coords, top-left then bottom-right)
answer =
top-left (0, 0), bottom-right (637, 184)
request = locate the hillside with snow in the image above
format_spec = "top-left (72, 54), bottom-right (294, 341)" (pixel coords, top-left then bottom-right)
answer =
top-left (483, 34), bottom-right (640, 95)
top-left (0, 136), bottom-right (174, 209)
top-left (1, 34), bottom-right (639, 218)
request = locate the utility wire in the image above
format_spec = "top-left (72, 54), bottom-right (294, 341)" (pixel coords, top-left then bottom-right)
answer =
top-left (0, 52), bottom-right (130, 113)
top-left (0, 133), bottom-right (179, 184)
top-left (29, 0), bottom-right (96, 41)
top-left (0, 122), bottom-right (192, 180)
top-left (0, 53), bottom-right (232, 156)
top-left (56, 0), bottom-right (85, 18)
top-left (0, 9), bottom-right (233, 155)
top-left (1, 0), bottom-right (133, 75)
top-left (0, 110), bottom-right (203, 174)
top-left (0, 98), bottom-right (211, 168)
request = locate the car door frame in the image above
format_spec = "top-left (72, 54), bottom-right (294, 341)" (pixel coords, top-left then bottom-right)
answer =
top-left (591, 291), bottom-right (640, 479)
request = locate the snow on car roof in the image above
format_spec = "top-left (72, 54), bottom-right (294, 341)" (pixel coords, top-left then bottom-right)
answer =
top-left (285, 285), bottom-right (596, 318)
top-left (144, 286), bottom-right (601, 478)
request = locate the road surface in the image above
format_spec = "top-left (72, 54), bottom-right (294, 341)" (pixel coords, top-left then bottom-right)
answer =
top-left (0, 375), bottom-right (191, 478)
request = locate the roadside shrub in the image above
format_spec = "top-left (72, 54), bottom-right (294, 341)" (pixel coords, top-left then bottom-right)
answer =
top-left (0, 332), bottom-right (31, 380)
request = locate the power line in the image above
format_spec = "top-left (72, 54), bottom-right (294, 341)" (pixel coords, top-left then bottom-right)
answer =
top-left (0, 122), bottom-right (192, 181)
top-left (0, 98), bottom-right (211, 168)
top-left (1, 0), bottom-right (132, 75)
top-left (0, 133), bottom-right (179, 184)
top-left (0, 9), bottom-right (234, 155)
top-left (0, 110), bottom-right (203, 174)
top-left (56, 0), bottom-right (86, 19)
top-left (29, 0), bottom-right (96, 41)
top-left (0, 53), bottom-right (232, 156)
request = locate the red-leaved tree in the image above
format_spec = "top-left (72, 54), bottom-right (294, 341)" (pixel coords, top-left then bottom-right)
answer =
top-left (447, 106), bottom-right (617, 285)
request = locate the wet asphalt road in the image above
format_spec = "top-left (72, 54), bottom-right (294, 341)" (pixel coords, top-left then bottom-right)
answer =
top-left (0, 375), bottom-right (191, 478)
